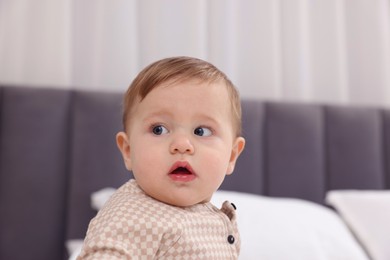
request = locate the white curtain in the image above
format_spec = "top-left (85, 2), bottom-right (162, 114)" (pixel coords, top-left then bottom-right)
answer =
top-left (1, 0), bottom-right (390, 106)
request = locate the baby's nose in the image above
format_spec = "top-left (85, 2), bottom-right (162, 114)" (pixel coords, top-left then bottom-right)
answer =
top-left (169, 134), bottom-right (194, 154)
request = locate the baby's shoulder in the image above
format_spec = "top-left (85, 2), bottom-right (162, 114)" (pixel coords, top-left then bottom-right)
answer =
top-left (97, 182), bottom-right (186, 229)
top-left (82, 183), bottom-right (185, 257)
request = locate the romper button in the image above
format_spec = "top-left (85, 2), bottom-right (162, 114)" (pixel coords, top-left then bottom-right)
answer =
top-left (227, 235), bottom-right (235, 244)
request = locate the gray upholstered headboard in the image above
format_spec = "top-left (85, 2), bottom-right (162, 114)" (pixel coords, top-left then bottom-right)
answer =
top-left (224, 100), bottom-right (390, 200)
top-left (0, 85), bottom-right (389, 259)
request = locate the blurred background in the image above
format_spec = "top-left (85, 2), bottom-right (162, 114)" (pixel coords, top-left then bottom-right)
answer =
top-left (1, 0), bottom-right (390, 106)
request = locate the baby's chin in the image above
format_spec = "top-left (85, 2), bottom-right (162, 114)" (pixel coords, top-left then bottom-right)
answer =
top-left (152, 194), bottom-right (211, 208)
top-left (135, 180), bottom-right (212, 207)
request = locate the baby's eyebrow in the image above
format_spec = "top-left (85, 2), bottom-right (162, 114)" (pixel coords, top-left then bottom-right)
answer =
top-left (142, 110), bottom-right (222, 127)
top-left (143, 110), bottom-right (173, 121)
top-left (196, 114), bottom-right (220, 125)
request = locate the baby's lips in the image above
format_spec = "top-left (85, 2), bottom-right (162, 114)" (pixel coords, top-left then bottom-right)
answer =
top-left (169, 161), bottom-right (195, 175)
top-left (168, 161), bottom-right (197, 182)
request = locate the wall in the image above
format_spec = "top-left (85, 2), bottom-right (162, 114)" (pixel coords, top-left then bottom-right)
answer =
top-left (1, 0), bottom-right (390, 106)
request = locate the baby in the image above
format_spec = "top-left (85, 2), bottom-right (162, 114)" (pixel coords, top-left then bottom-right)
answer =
top-left (78, 57), bottom-right (245, 259)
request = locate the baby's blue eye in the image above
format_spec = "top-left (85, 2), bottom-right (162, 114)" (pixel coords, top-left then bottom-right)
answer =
top-left (152, 125), bottom-right (168, 135)
top-left (194, 127), bottom-right (212, 137)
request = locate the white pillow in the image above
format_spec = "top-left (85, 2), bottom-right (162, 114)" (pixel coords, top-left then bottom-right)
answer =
top-left (66, 239), bottom-right (84, 260)
top-left (74, 188), bottom-right (368, 260)
top-left (326, 190), bottom-right (390, 260)
top-left (90, 187), bottom-right (116, 211)
top-left (212, 190), bottom-right (368, 260)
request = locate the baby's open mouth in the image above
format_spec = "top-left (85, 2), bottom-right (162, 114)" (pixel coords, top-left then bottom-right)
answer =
top-left (168, 162), bottom-right (196, 182)
top-left (171, 167), bottom-right (192, 175)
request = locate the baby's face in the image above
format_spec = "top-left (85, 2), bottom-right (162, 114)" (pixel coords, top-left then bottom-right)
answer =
top-left (117, 79), bottom-right (245, 207)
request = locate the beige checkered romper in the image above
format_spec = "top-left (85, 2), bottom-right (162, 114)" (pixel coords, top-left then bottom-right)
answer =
top-left (78, 179), bottom-right (240, 259)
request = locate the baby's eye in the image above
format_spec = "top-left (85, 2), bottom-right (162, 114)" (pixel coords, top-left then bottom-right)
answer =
top-left (194, 127), bottom-right (212, 137)
top-left (152, 125), bottom-right (168, 135)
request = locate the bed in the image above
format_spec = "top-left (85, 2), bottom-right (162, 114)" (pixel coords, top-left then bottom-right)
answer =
top-left (0, 85), bottom-right (389, 259)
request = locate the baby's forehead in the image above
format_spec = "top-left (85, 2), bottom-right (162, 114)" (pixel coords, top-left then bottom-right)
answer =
top-left (132, 80), bottom-right (226, 113)
top-left (144, 78), bottom-right (227, 99)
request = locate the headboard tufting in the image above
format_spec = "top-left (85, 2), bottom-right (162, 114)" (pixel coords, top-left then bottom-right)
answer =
top-left (222, 101), bottom-right (390, 202)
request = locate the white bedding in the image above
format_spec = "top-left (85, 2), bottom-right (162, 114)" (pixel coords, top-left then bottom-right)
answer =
top-left (326, 190), bottom-right (390, 260)
top-left (68, 189), bottom-right (371, 260)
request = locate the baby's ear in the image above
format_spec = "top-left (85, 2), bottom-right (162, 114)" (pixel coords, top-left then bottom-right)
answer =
top-left (116, 132), bottom-right (132, 171)
top-left (226, 137), bottom-right (245, 175)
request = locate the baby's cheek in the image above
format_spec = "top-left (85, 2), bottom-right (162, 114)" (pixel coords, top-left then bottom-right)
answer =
top-left (134, 150), bottom-right (164, 172)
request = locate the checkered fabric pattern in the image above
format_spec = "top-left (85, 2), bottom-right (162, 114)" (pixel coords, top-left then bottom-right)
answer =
top-left (78, 179), bottom-right (240, 259)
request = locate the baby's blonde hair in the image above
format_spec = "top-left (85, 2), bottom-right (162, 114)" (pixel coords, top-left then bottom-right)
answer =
top-left (122, 56), bottom-right (242, 137)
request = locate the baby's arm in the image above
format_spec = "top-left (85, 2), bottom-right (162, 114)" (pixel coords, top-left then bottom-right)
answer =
top-left (77, 204), bottom-right (163, 259)
top-left (77, 243), bottom-right (129, 260)
top-left (77, 191), bottom-right (182, 259)
top-left (77, 216), bottom-right (151, 259)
